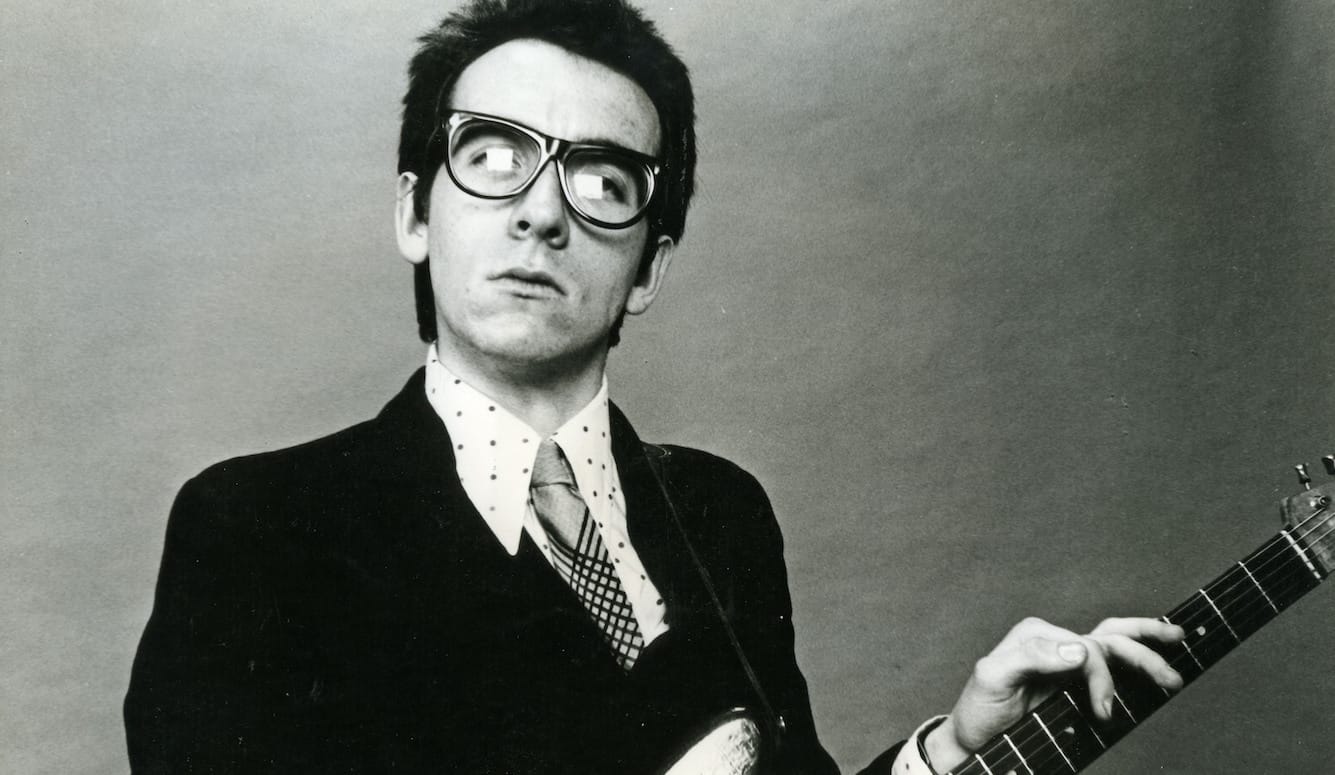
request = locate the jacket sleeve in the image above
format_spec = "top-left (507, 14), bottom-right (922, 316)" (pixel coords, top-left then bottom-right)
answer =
top-left (123, 472), bottom-right (320, 773)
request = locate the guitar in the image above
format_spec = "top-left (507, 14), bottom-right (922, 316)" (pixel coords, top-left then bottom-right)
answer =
top-left (662, 457), bottom-right (1335, 775)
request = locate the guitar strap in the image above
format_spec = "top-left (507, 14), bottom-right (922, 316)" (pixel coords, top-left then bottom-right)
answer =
top-left (639, 442), bottom-right (787, 755)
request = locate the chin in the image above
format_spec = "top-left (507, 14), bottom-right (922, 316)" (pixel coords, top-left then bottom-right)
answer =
top-left (480, 329), bottom-right (605, 370)
top-left (442, 312), bottom-right (610, 369)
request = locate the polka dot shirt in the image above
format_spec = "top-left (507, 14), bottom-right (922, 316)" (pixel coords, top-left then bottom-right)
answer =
top-left (423, 345), bottom-right (668, 644)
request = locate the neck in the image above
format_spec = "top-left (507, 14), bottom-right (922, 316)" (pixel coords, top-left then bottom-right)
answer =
top-left (433, 340), bottom-right (608, 437)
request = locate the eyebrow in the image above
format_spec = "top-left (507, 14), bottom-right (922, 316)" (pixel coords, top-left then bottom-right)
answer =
top-left (548, 125), bottom-right (656, 157)
top-left (580, 137), bottom-right (660, 159)
top-left (451, 109), bottom-right (659, 158)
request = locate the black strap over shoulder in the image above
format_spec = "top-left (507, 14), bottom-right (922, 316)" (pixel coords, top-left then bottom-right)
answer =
top-left (636, 441), bottom-right (787, 757)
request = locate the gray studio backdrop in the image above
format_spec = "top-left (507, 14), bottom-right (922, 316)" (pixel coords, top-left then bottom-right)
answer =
top-left (3, 1), bottom-right (1333, 773)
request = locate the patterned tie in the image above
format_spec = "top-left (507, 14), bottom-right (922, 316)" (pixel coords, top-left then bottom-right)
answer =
top-left (530, 438), bottom-right (644, 669)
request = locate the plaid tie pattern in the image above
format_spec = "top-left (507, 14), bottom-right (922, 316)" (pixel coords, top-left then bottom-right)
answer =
top-left (530, 438), bottom-right (644, 669)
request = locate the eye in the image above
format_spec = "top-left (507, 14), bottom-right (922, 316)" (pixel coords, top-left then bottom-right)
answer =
top-left (568, 154), bottom-right (643, 206)
top-left (472, 145), bottom-right (521, 172)
top-left (572, 171), bottom-right (629, 204)
top-left (451, 123), bottom-right (535, 177)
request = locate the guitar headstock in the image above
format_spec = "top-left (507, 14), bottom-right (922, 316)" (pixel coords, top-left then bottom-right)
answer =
top-left (1281, 455), bottom-right (1335, 574)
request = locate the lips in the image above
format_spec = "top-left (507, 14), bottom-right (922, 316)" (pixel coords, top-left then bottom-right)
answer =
top-left (491, 267), bottom-right (564, 298)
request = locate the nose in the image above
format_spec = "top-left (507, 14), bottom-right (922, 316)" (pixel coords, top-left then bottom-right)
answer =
top-left (508, 162), bottom-right (569, 248)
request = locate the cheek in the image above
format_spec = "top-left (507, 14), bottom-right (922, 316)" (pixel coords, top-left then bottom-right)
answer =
top-left (591, 230), bottom-right (652, 294)
top-left (572, 254), bottom-right (640, 310)
top-left (427, 204), bottom-right (491, 278)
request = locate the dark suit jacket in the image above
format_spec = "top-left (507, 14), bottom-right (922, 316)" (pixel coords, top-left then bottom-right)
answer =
top-left (125, 370), bottom-right (902, 773)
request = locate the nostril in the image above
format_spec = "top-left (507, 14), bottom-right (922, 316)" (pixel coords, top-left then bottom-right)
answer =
top-left (516, 218), bottom-right (531, 231)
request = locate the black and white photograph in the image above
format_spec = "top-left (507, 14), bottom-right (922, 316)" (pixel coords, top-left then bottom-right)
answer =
top-left (3, 1), bottom-right (1333, 772)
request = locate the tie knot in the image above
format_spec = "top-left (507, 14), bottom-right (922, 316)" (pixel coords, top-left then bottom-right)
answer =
top-left (531, 438), bottom-right (576, 489)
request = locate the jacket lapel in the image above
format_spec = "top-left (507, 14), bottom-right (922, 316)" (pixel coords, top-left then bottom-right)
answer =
top-left (372, 370), bottom-right (631, 664)
top-left (610, 403), bottom-right (714, 632)
top-left (364, 369), bottom-right (546, 607)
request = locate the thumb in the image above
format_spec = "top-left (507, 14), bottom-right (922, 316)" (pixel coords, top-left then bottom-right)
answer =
top-left (1015, 637), bottom-right (1088, 678)
top-left (1056, 641), bottom-right (1087, 666)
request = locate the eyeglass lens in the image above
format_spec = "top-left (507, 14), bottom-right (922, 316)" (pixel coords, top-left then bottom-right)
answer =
top-left (448, 119), bottom-right (652, 226)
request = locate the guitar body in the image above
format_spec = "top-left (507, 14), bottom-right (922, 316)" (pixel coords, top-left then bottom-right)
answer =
top-left (659, 708), bottom-right (764, 775)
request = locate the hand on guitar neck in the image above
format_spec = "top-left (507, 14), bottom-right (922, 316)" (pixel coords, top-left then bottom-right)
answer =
top-left (923, 616), bottom-right (1185, 772)
top-left (658, 460), bottom-right (1333, 774)
top-left (923, 460), bottom-right (1335, 774)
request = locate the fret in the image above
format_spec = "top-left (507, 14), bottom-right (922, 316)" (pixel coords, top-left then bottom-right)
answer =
top-left (1059, 683), bottom-right (1138, 747)
top-left (1280, 528), bottom-right (1324, 582)
top-left (1175, 611), bottom-right (1232, 670)
top-left (996, 706), bottom-right (1112, 775)
top-left (1111, 692), bottom-right (1135, 723)
top-left (1037, 699), bottom-right (1108, 771)
top-left (1206, 564), bottom-right (1273, 642)
top-left (1174, 629), bottom-right (1205, 672)
top-left (1237, 560), bottom-right (1279, 614)
top-left (1241, 534), bottom-right (1321, 615)
top-left (1158, 537), bottom-right (1320, 677)
top-left (973, 753), bottom-right (995, 775)
top-left (958, 737), bottom-right (1029, 775)
top-left (1061, 691), bottom-right (1106, 751)
top-left (1196, 588), bottom-right (1239, 642)
top-left (943, 513), bottom-right (1334, 775)
top-left (1002, 733), bottom-right (1034, 775)
top-left (1032, 712), bottom-right (1076, 773)
top-left (1159, 613), bottom-right (1206, 682)
top-left (1105, 671), bottom-right (1170, 739)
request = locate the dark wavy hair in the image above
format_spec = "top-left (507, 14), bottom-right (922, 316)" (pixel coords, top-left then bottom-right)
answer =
top-left (399, 0), bottom-right (697, 343)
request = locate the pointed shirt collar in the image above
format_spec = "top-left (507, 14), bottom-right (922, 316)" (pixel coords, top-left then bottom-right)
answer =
top-left (423, 345), bottom-right (618, 555)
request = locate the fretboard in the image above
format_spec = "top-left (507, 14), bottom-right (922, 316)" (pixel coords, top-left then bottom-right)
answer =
top-left (946, 523), bottom-right (1330, 775)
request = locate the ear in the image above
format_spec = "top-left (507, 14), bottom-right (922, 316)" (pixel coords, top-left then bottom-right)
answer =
top-left (395, 172), bottom-right (429, 265)
top-left (624, 235), bottom-right (675, 316)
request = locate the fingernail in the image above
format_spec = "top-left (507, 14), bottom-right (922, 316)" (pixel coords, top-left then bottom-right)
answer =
top-left (1102, 698), bottom-right (1114, 717)
top-left (1058, 642), bottom-right (1086, 663)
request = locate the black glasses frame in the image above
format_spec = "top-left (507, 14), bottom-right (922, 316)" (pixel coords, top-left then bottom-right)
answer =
top-left (440, 109), bottom-right (663, 230)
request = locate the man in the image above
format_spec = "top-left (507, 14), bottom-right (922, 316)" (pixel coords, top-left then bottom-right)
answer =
top-left (125, 1), bottom-right (1184, 772)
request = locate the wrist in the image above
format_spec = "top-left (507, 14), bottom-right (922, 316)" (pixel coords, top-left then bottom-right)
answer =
top-left (923, 716), bottom-right (971, 774)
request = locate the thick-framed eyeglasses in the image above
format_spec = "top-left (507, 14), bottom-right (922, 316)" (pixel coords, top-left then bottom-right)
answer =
top-left (440, 110), bottom-right (663, 230)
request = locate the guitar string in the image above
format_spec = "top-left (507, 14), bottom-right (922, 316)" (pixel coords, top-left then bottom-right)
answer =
top-left (950, 510), bottom-right (1333, 775)
top-left (1152, 506), bottom-right (1330, 646)
top-left (1172, 503), bottom-right (1329, 629)
top-left (949, 531), bottom-right (1314, 774)
top-left (1145, 517), bottom-right (1332, 698)
top-left (953, 702), bottom-right (1089, 775)
top-left (970, 518), bottom-right (1335, 775)
top-left (957, 517), bottom-right (1335, 775)
top-left (1158, 511), bottom-right (1332, 659)
top-left (1208, 518), bottom-right (1335, 646)
top-left (987, 701), bottom-right (1101, 775)
top-left (1181, 529), bottom-right (1324, 639)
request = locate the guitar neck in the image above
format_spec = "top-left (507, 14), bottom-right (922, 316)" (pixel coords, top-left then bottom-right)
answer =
top-left (947, 513), bottom-right (1332, 775)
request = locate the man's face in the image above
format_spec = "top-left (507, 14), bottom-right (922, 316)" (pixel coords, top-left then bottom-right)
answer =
top-left (397, 39), bottom-right (673, 378)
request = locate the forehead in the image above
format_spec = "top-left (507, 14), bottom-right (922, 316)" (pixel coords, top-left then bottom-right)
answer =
top-left (450, 39), bottom-right (662, 156)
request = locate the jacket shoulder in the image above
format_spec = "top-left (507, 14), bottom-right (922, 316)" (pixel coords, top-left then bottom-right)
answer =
top-left (186, 367), bottom-right (438, 504)
top-left (650, 443), bottom-right (768, 494)
top-left (189, 416), bottom-right (386, 498)
top-left (171, 401), bottom-right (443, 545)
top-left (202, 415), bottom-right (385, 475)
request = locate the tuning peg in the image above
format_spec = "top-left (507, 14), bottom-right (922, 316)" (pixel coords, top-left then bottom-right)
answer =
top-left (1296, 463), bottom-right (1312, 490)
top-left (1323, 455), bottom-right (1335, 476)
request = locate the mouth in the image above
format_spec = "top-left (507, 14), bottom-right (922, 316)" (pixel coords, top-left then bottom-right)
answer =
top-left (491, 268), bottom-right (564, 299)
